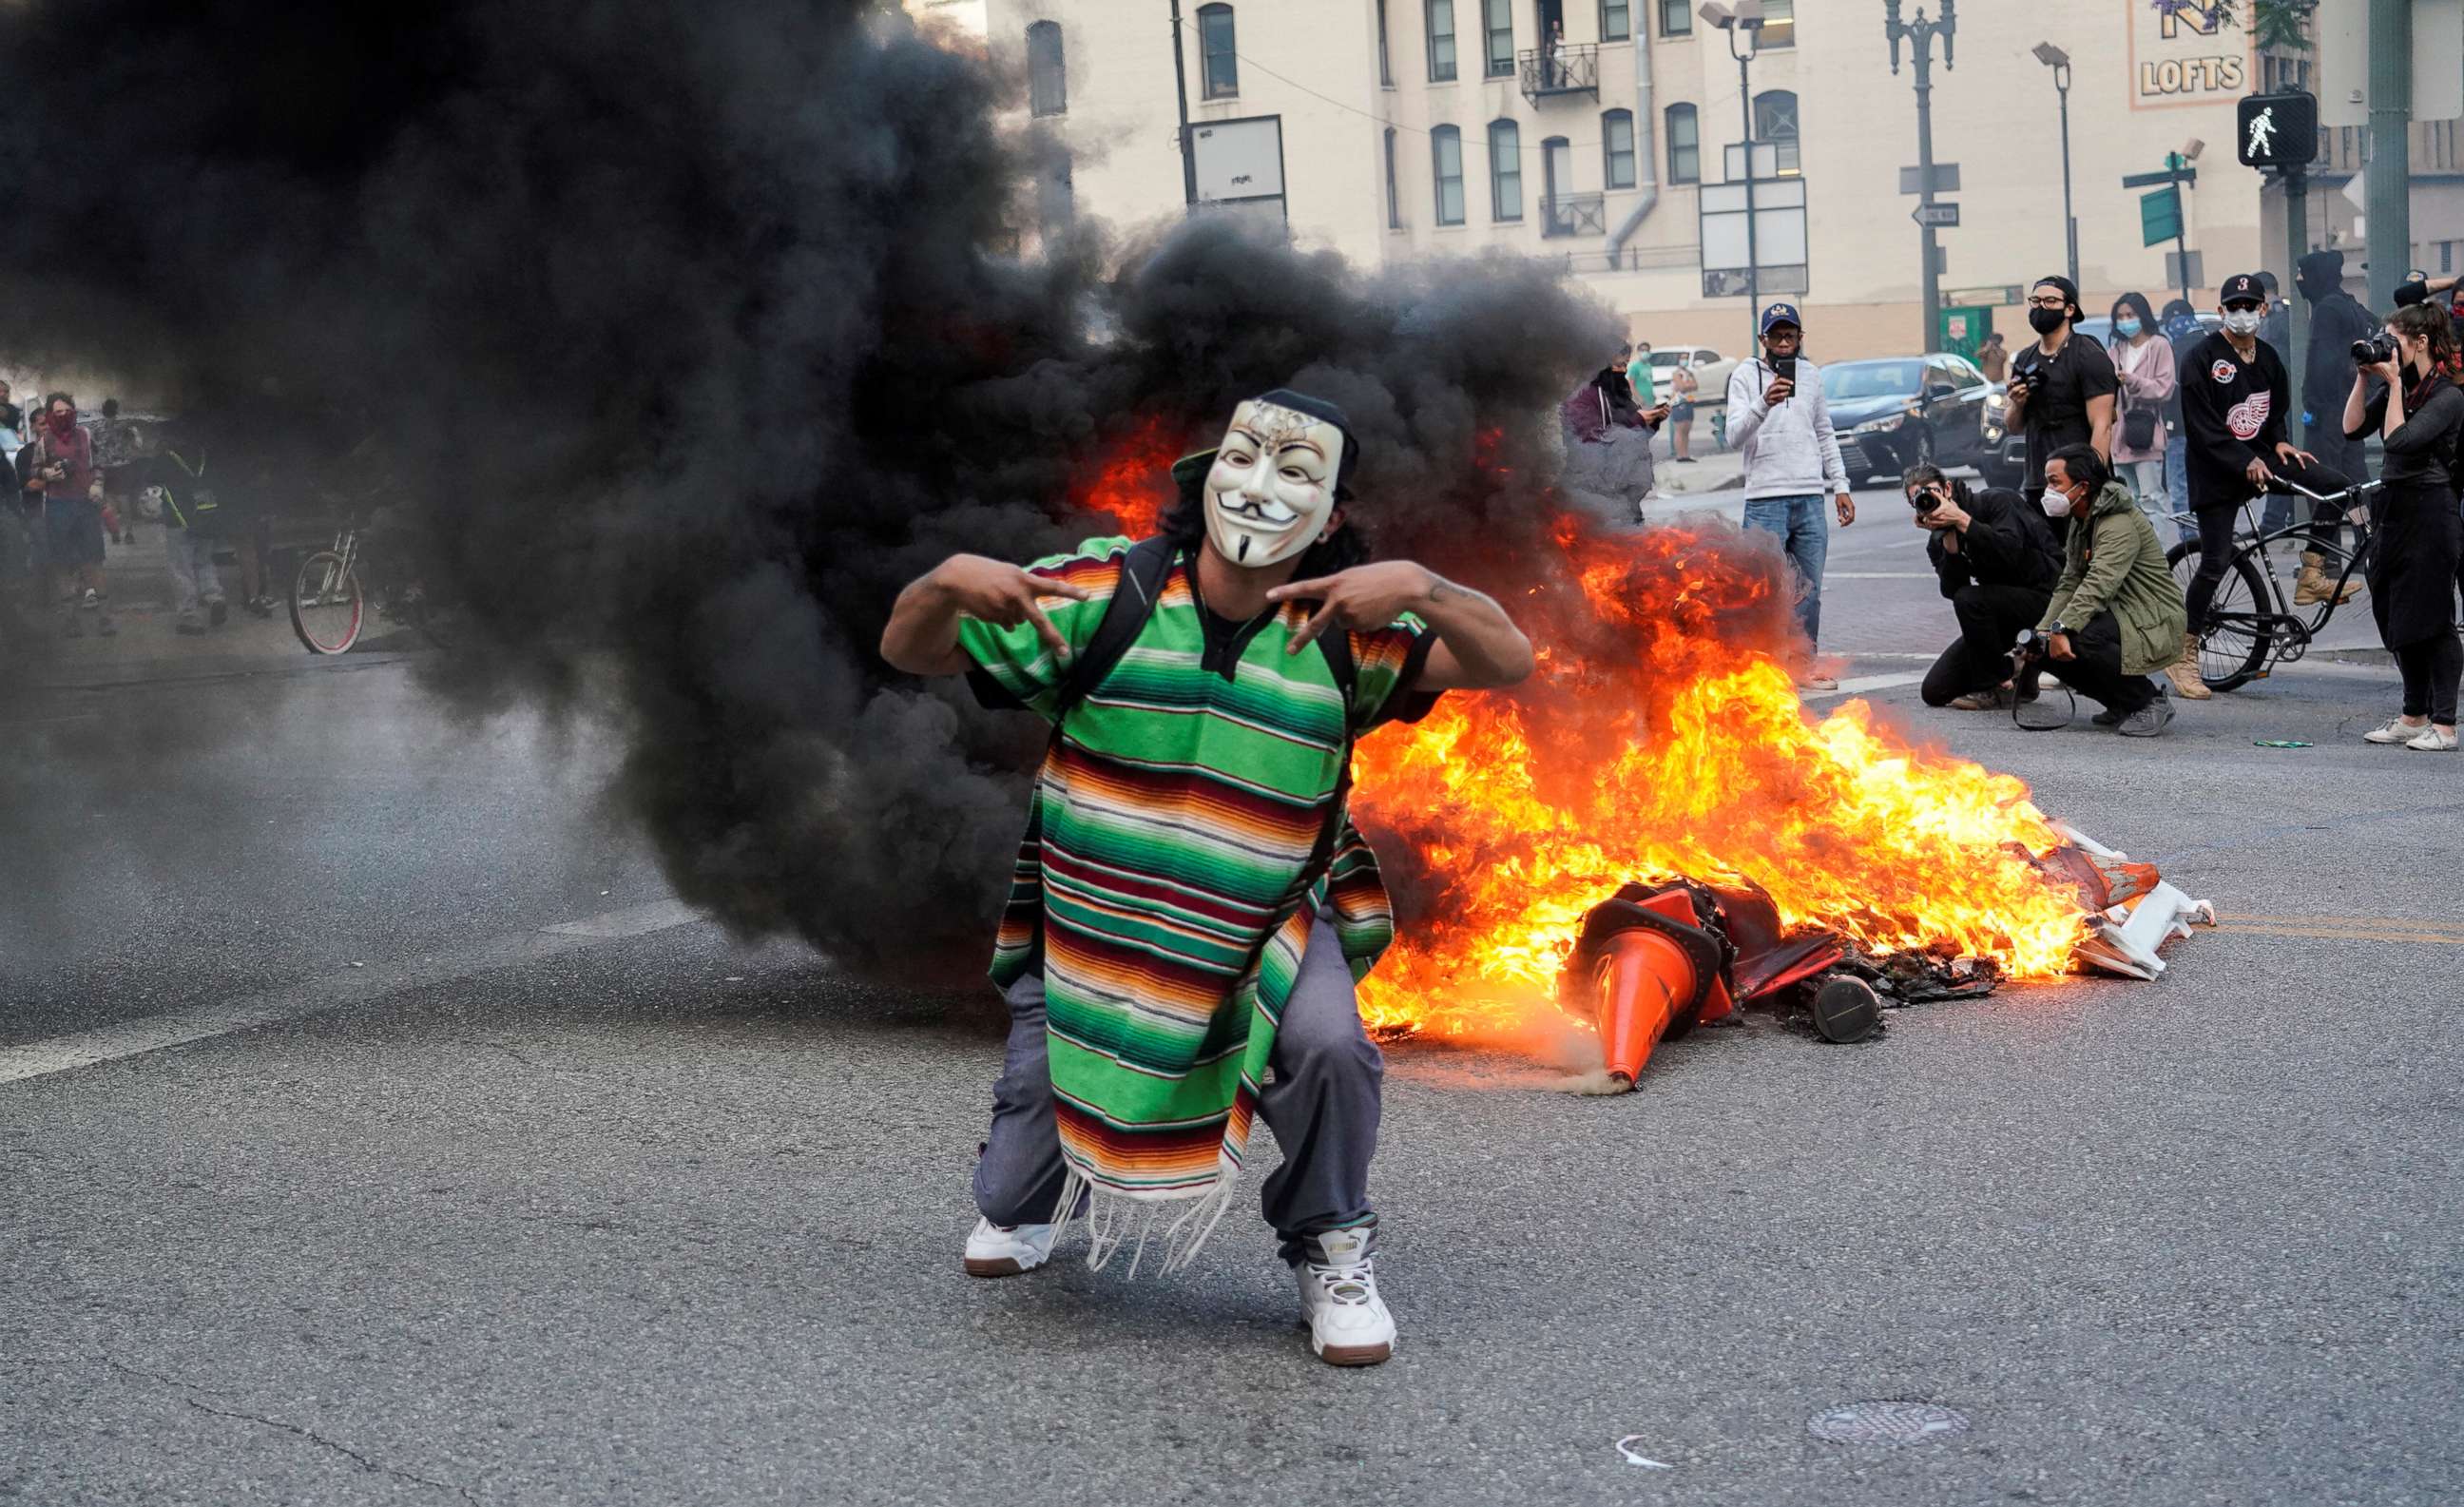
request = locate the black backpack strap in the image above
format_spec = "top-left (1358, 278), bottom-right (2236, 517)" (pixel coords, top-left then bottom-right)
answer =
top-left (1052, 535), bottom-right (1178, 721)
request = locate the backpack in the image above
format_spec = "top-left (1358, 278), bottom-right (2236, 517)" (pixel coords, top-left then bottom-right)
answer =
top-left (1050, 534), bottom-right (1361, 896)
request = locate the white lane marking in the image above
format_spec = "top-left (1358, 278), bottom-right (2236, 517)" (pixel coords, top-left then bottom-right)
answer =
top-left (1801, 671), bottom-right (1928, 702)
top-left (1824, 571), bottom-right (1936, 579)
top-left (0, 900), bottom-right (706, 1086)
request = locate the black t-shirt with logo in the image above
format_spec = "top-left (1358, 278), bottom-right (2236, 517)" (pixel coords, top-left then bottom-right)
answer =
top-left (2178, 330), bottom-right (2290, 510)
top-left (2015, 330), bottom-right (2120, 488)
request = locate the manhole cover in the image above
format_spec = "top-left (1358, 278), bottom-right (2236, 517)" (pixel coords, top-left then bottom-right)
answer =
top-left (1806, 1401), bottom-right (1970, 1446)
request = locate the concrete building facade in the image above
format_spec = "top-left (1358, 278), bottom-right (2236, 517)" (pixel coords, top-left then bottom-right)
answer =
top-left (984, 0), bottom-right (2464, 365)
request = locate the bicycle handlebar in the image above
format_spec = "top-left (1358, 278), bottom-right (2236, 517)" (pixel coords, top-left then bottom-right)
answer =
top-left (2266, 475), bottom-right (2382, 504)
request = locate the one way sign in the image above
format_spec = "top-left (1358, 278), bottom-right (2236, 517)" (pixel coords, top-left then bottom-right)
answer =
top-left (1911, 202), bottom-right (1960, 228)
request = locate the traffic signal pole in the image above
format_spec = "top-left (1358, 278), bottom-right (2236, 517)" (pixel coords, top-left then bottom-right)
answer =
top-left (2282, 167), bottom-right (2307, 426)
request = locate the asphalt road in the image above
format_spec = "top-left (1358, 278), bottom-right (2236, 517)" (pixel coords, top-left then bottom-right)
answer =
top-left (5, 490), bottom-right (2460, 1505)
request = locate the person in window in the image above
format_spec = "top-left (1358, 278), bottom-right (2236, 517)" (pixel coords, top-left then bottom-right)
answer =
top-left (2029, 445), bottom-right (2187, 738)
top-left (1998, 274), bottom-right (2116, 503)
top-left (2106, 292), bottom-right (2179, 543)
top-left (880, 390), bottom-right (1533, 1367)
top-left (2340, 300), bottom-right (2463, 751)
top-left (1906, 462), bottom-right (2062, 711)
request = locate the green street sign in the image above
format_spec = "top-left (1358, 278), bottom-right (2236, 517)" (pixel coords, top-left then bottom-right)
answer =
top-left (2141, 186), bottom-right (2183, 247)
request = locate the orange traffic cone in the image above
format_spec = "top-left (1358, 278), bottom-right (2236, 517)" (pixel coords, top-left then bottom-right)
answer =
top-left (1583, 888), bottom-right (1731, 1087)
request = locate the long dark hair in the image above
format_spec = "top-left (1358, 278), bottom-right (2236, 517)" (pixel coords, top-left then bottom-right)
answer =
top-left (2108, 292), bottom-right (2157, 342)
top-left (2390, 300), bottom-right (2464, 395)
top-left (1157, 470), bottom-right (1371, 581)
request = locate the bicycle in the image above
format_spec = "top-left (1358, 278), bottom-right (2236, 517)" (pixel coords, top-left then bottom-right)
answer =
top-left (289, 510), bottom-right (452, 656)
top-left (2166, 476), bottom-right (2380, 692)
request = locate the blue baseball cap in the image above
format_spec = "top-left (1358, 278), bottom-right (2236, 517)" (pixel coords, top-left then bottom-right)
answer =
top-left (1759, 302), bottom-right (1801, 334)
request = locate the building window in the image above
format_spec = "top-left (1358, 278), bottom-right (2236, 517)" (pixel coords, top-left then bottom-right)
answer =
top-left (1427, 0), bottom-right (1456, 81)
top-left (1601, 0), bottom-right (1630, 42)
top-left (1386, 127), bottom-right (1402, 226)
top-left (1484, 0), bottom-right (1513, 78)
top-left (1754, 88), bottom-right (1798, 173)
top-left (1665, 103), bottom-right (1698, 184)
top-left (1489, 118), bottom-right (1523, 221)
top-left (1658, 0), bottom-right (1690, 36)
top-left (1038, 154), bottom-right (1074, 236)
top-left (1377, 0), bottom-right (1394, 85)
top-left (1027, 22), bottom-right (1066, 118)
top-left (1760, 0), bottom-right (1793, 47)
top-left (1433, 125), bottom-right (1466, 224)
top-left (1198, 4), bottom-right (1238, 98)
top-left (1603, 108), bottom-right (1636, 188)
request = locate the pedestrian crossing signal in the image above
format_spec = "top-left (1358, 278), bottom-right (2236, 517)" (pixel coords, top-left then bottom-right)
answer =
top-left (2236, 91), bottom-right (2317, 170)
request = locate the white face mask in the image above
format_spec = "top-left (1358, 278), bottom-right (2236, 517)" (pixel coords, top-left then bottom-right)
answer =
top-left (2220, 307), bottom-right (2264, 336)
top-left (2041, 484), bottom-right (2077, 518)
top-left (1202, 399), bottom-right (1345, 568)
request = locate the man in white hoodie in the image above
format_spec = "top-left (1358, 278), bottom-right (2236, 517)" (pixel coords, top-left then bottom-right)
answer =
top-left (1725, 303), bottom-right (1855, 689)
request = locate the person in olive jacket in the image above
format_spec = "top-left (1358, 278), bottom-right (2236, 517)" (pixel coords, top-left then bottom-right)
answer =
top-left (1906, 462), bottom-right (2064, 710)
top-left (2031, 443), bottom-right (2190, 737)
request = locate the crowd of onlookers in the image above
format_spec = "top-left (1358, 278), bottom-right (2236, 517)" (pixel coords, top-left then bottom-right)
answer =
top-left (0, 386), bottom-right (274, 647)
top-left (1563, 256), bottom-right (2464, 746)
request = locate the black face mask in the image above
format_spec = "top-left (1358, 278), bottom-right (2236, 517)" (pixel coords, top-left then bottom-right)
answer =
top-left (2028, 306), bottom-right (2068, 336)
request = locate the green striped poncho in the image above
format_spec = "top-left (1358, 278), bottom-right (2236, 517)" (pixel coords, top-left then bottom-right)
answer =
top-left (958, 536), bottom-right (1437, 1268)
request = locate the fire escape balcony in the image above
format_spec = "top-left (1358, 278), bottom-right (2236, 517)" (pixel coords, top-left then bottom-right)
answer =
top-left (1517, 44), bottom-right (1598, 106)
top-left (1540, 193), bottom-right (1606, 239)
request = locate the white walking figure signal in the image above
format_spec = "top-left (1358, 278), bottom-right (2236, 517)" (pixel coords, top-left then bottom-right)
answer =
top-left (2246, 106), bottom-right (2277, 159)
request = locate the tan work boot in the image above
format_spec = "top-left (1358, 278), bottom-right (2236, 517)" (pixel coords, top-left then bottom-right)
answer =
top-left (2166, 632), bottom-right (2213, 700)
top-left (2294, 552), bottom-right (2361, 607)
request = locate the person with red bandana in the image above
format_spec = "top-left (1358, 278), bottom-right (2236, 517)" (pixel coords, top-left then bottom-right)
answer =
top-left (16, 392), bottom-right (113, 638)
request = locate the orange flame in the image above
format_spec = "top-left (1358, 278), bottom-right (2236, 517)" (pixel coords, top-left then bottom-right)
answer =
top-left (1349, 516), bottom-right (2083, 1039)
top-left (1072, 415), bottom-right (1184, 537)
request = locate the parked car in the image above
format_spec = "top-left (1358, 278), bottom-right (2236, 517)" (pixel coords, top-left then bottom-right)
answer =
top-left (1643, 344), bottom-right (1740, 408)
top-left (1819, 352), bottom-right (2000, 486)
top-left (1978, 311), bottom-right (2223, 488)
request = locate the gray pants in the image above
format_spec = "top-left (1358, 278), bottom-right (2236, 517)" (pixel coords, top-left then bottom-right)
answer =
top-left (972, 914), bottom-right (1382, 1265)
top-left (167, 529), bottom-right (223, 625)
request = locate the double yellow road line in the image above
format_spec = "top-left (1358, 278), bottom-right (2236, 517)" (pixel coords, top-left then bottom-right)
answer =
top-left (2209, 913), bottom-right (2464, 947)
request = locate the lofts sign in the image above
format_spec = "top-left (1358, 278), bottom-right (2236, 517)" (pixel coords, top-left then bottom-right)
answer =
top-left (2129, 0), bottom-right (2253, 109)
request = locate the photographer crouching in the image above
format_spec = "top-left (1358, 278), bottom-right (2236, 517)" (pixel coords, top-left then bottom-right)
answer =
top-left (2024, 445), bottom-right (2189, 738)
top-left (1907, 463), bottom-right (2063, 710)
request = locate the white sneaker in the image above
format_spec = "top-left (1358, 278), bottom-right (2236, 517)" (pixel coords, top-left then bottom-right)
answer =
top-left (2364, 717), bottom-right (2428, 745)
top-left (1296, 1227), bottom-right (1395, 1366)
top-left (962, 1216), bottom-right (1057, 1277)
top-left (2405, 725), bottom-right (2458, 752)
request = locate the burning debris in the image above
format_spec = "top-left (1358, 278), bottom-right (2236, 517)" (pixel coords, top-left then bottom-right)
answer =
top-left (1394, 819), bottom-right (2214, 1093)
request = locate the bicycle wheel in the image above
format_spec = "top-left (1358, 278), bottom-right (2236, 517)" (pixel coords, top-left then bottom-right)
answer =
top-left (2166, 539), bottom-right (2272, 692)
top-left (290, 550), bottom-right (364, 655)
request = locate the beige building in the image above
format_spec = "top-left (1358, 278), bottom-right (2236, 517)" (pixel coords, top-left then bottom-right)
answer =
top-left (984, 0), bottom-right (2463, 364)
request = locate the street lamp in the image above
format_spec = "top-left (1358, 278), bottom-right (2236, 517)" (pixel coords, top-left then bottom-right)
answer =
top-left (1883, 1), bottom-right (1956, 356)
top-left (2033, 41), bottom-right (2077, 290)
top-left (1701, 1), bottom-right (1765, 346)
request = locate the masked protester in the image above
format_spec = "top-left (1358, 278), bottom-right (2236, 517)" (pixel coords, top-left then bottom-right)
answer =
top-left (2180, 272), bottom-right (2359, 698)
top-left (1907, 462), bottom-right (2063, 711)
top-left (2107, 291), bottom-right (2179, 543)
top-left (2030, 444), bottom-right (2189, 737)
top-left (2298, 251), bottom-right (2378, 482)
top-left (2157, 299), bottom-right (2205, 517)
top-left (2340, 301), bottom-right (2464, 750)
top-left (16, 393), bottom-right (113, 638)
top-left (1561, 358), bottom-right (1666, 522)
top-left (1725, 301), bottom-right (1855, 688)
top-left (2000, 274), bottom-right (2118, 501)
top-left (880, 391), bottom-right (1535, 1368)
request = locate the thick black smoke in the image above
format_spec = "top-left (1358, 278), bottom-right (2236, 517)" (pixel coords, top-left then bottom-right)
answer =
top-left (0, 1), bottom-right (1615, 979)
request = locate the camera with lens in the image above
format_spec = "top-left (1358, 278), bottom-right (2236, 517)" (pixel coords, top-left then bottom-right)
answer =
top-left (1910, 485), bottom-right (1944, 516)
top-left (2011, 627), bottom-right (2055, 665)
top-left (2352, 333), bottom-right (2397, 365)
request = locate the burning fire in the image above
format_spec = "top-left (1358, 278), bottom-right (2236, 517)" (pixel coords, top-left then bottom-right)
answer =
top-left (1072, 414), bottom-right (1184, 537)
top-left (1064, 424), bottom-right (2088, 1044)
top-left (1348, 517), bottom-right (2084, 1039)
